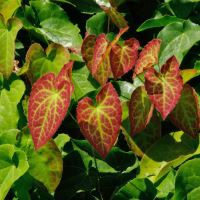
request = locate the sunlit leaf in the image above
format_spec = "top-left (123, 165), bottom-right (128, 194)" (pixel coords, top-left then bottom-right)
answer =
top-left (170, 84), bottom-right (200, 137)
top-left (110, 38), bottom-right (140, 78)
top-left (129, 86), bottom-right (153, 135)
top-left (21, 43), bottom-right (70, 83)
top-left (0, 16), bottom-right (22, 78)
top-left (134, 39), bottom-right (161, 76)
top-left (28, 62), bottom-right (74, 149)
top-left (181, 69), bottom-right (200, 84)
top-left (76, 83), bottom-right (122, 158)
top-left (145, 56), bottom-right (183, 119)
top-left (0, 0), bottom-right (21, 21)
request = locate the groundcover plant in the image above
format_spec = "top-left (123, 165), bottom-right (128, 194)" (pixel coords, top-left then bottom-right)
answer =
top-left (0, 0), bottom-right (200, 199)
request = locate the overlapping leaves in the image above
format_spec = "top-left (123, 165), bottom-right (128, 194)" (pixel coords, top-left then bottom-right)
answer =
top-left (28, 62), bottom-right (74, 149)
top-left (76, 83), bottom-right (122, 158)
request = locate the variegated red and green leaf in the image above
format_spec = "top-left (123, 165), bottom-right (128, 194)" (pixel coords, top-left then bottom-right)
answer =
top-left (92, 33), bottom-right (109, 75)
top-left (170, 84), bottom-right (200, 137)
top-left (145, 56), bottom-right (183, 120)
top-left (28, 62), bottom-right (74, 149)
top-left (134, 39), bottom-right (161, 76)
top-left (129, 86), bottom-right (154, 135)
top-left (76, 83), bottom-right (122, 158)
top-left (81, 34), bottom-right (96, 72)
top-left (110, 38), bottom-right (140, 78)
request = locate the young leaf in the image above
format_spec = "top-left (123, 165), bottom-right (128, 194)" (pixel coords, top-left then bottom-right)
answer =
top-left (145, 56), bottom-right (183, 120)
top-left (76, 82), bottom-right (122, 158)
top-left (81, 34), bottom-right (96, 72)
top-left (28, 62), bottom-right (74, 149)
top-left (0, 0), bottom-right (21, 21)
top-left (110, 38), bottom-right (140, 78)
top-left (0, 144), bottom-right (29, 200)
top-left (23, 43), bottom-right (70, 83)
top-left (0, 16), bottom-right (22, 78)
top-left (93, 33), bottom-right (109, 75)
top-left (129, 86), bottom-right (154, 135)
top-left (170, 84), bottom-right (200, 137)
top-left (134, 39), bottom-right (161, 76)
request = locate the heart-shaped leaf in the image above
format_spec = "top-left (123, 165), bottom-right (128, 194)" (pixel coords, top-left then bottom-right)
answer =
top-left (134, 39), bottom-right (161, 76)
top-left (76, 82), bottom-right (122, 158)
top-left (82, 28), bottom-right (128, 85)
top-left (129, 86), bottom-right (154, 135)
top-left (22, 43), bottom-right (70, 83)
top-left (170, 84), bottom-right (200, 137)
top-left (28, 62), bottom-right (74, 149)
top-left (145, 56), bottom-right (183, 120)
top-left (110, 38), bottom-right (140, 79)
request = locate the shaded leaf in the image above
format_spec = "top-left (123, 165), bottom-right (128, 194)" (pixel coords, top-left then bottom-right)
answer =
top-left (134, 39), bottom-right (161, 75)
top-left (112, 178), bottom-right (156, 200)
top-left (145, 56), bottom-right (183, 119)
top-left (138, 131), bottom-right (200, 182)
top-left (170, 84), bottom-right (200, 137)
top-left (129, 86), bottom-right (153, 135)
top-left (76, 82), bottom-right (122, 158)
top-left (110, 38), bottom-right (140, 78)
top-left (28, 62), bottom-right (74, 149)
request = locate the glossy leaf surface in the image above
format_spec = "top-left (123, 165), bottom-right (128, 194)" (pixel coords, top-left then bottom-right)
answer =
top-left (145, 56), bottom-right (183, 119)
top-left (28, 62), bottom-right (74, 149)
top-left (77, 83), bottom-right (122, 158)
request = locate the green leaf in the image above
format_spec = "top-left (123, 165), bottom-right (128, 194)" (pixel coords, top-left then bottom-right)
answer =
top-left (29, 140), bottom-right (63, 193)
top-left (155, 169), bottom-right (175, 198)
top-left (112, 178), bottom-right (157, 200)
top-left (187, 187), bottom-right (200, 200)
top-left (19, 127), bottom-right (63, 193)
top-left (181, 69), bottom-right (200, 83)
top-left (86, 12), bottom-right (107, 35)
top-left (138, 131), bottom-right (200, 182)
top-left (17, 1), bottom-right (82, 50)
top-left (158, 20), bottom-right (200, 66)
top-left (0, 0), bottom-right (21, 21)
top-left (54, 0), bottom-right (102, 14)
top-left (0, 144), bottom-right (29, 200)
top-left (0, 80), bottom-right (25, 144)
top-left (0, 16), bottom-right (22, 78)
top-left (23, 43), bottom-right (70, 83)
top-left (174, 158), bottom-right (200, 200)
top-left (72, 65), bottom-right (99, 101)
top-left (137, 15), bottom-right (183, 32)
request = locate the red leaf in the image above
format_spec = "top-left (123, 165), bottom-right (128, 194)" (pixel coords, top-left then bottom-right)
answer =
top-left (170, 84), bottom-right (200, 136)
top-left (145, 56), bottom-right (183, 120)
top-left (93, 34), bottom-right (109, 75)
top-left (76, 83), bottom-right (122, 158)
top-left (134, 39), bottom-right (161, 75)
top-left (81, 34), bottom-right (96, 72)
top-left (129, 86), bottom-right (154, 135)
top-left (28, 62), bottom-right (74, 149)
top-left (110, 38), bottom-right (140, 78)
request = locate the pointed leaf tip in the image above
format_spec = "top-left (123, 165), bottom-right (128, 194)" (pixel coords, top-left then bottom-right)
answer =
top-left (145, 56), bottom-right (183, 120)
top-left (170, 84), bottom-right (200, 137)
top-left (134, 39), bottom-right (161, 75)
top-left (28, 62), bottom-right (74, 149)
top-left (76, 82), bottom-right (122, 158)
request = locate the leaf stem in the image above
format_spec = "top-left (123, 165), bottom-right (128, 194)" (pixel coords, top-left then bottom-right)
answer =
top-left (92, 148), bottom-right (103, 200)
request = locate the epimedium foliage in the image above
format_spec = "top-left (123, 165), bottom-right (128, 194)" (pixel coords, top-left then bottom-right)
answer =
top-left (0, 0), bottom-right (200, 199)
